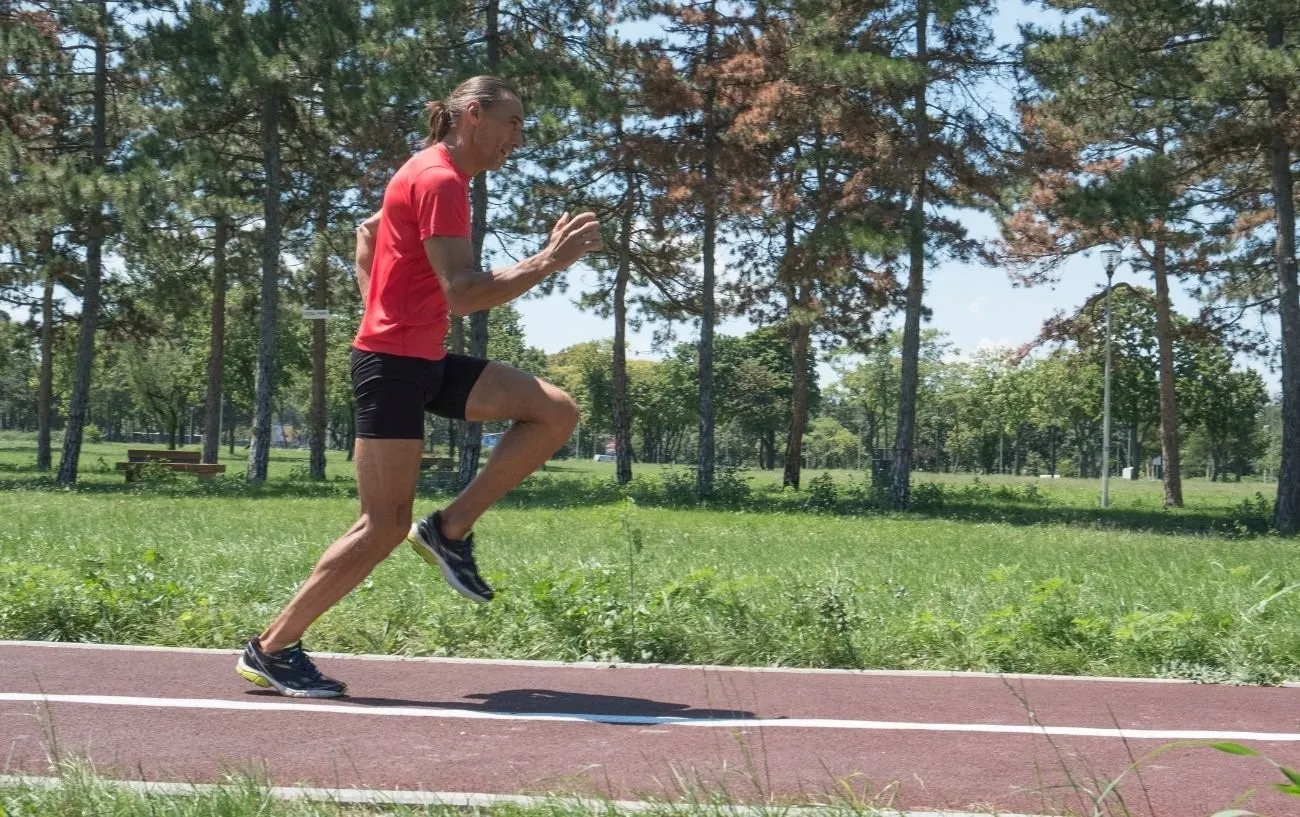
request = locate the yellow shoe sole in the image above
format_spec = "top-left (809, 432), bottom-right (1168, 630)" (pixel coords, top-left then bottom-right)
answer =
top-left (235, 662), bottom-right (271, 688)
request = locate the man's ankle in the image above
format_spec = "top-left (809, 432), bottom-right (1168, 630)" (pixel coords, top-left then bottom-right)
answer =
top-left (436, 510), bottom-right (471, 541)
top-left (257, 634), bottom-right (291, 655)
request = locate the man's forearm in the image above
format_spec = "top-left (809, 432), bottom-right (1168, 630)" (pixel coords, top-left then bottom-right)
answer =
top-left (355, 213), bottom-right (381, 306)
top-left (355, 234), bottom-right (372, 305)
top-left (445, 250), bottom-right (558, 317)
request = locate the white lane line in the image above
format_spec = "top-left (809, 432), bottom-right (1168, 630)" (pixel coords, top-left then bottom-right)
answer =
top-left (2, 692), bottom-right (1297, 742)
top-left (0, 774), bottom-right (1052, 817)
top-left (11, 640), bottom-right (1290, 685)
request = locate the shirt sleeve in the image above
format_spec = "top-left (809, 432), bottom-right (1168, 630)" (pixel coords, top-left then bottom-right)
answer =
top-left (411, 167), bottom-right (470, 240)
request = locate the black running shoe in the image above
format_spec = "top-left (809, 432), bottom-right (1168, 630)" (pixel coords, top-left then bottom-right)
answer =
top-left (235, 637), bottom-right (347, 698)
top-left (407, 511), bottom-right (494, 602)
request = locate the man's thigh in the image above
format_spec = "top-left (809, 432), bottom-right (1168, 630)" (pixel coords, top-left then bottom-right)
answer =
top-left (460, 360), bottom-right (573, 425)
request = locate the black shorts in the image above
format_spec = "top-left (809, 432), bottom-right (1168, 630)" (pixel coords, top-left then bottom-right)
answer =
top-left (350, 348), bottom-right (489, 439)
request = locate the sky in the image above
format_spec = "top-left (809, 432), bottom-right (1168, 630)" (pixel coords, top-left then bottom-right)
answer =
top-left (509, 1), bottom-right (1284, 394)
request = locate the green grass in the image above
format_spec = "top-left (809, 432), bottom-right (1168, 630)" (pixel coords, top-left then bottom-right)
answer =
top-left (4, 750), bottom-right (1296, 817)
top-left (4, 759), bottom-right (913, 817)
top-left (0, 437), bottom-right (1296, 682)
top-left (0, 437), bottom-right (352, 484)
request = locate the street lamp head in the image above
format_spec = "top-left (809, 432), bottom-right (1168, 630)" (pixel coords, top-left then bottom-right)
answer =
top-left (1101, 248), bottom-right (1122, 273)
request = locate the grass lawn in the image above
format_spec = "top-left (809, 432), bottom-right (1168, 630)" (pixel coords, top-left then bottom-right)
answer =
top-left (0, 436), bottom-right (1295, 682)
top-left (2, 761), bottom-right (823, 817)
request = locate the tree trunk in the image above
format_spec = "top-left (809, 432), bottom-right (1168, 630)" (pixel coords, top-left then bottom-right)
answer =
top-left (1150, 237), bottom-right (1184, 506)
top-left (612, 152), bottom-right (635, 486)
top-left (37, 229), bottom-right (55, 471)
top-left (1127, 423), bottom-right (1139, 475)
top-left (696, 2), bottom-right (719, 500)
top-left (309, 186), bottom-right (329, 480)
top-left (1077, 430), bottom-right (1086, 478)
top-left (1267, 18), bottom-right (1300, 535)
top-left (202, 216), bottom-right (228, 464)
top-left (56, 2), bottom-right (108, 485)
top-left (1049, 425), bottom-right (1057, 476)
top-left (784, 312), bottom-right (811, 489)
top-left (891, 0), bottom-right (928, 509)
top-left (458, 175), bottom-right (490, 488)
top-left (246, 0), bottom-right (283, 483)
top-left (458, 0), bottom-right (499, 490)
top-left (346, 408), bottom-right (355, 461)
top-left (448, 316), bottom-right (463, 460)
top-left (781, 202), bottom-right (808, 489)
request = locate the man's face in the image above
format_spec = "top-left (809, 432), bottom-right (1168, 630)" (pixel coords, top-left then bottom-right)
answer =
top-left (471, 95), bottom-right (525, 171)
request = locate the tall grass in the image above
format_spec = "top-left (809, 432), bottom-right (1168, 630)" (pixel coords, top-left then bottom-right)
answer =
top-left (1, 439), bottom-right (1297, 680)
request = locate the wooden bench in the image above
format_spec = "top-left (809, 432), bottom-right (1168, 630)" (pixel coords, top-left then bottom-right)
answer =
top-left (418, 455), bottom-right (459, 490)
top-left (116, 448), bottom-right (227, 481)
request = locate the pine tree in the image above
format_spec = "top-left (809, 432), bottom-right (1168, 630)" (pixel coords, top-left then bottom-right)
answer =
top-left (1066, 0), bottom-right (1300, 530)
top-left (640, 0), bottom-right (747, 498)
top-left (1254, 8), bottom-right (1300, 531)
top-left (139, 0), bottom-right (266, 466)
top-left (285, 0), bottom-right (370, 479)
top-left (1004, 0), bottom-right (1239, 509)
top-left (724, 1), bottom-right (902, 489)
top-left (55, 0), bottom-right (116, 484)
top-left (538, 14), bottom-right (698, 485)
top-left (0, 1), bottom-right (74, 469)
top-left (882, 0), bottom-right (1003, 509)
top-left (245, 0), bottom-right (287, 482)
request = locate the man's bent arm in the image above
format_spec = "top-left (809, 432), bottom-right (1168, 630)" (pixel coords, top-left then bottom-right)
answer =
top-left (424, 235), bottom-right (556, 317)
top-left (355, 211), bottom-right (382, 305)
top-left (424, 212), bottom-right (601, 316)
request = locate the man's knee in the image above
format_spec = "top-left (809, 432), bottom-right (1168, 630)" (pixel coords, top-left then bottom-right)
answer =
top-left (549, 390), bottom-right (580, 435)
top-left (358, 505), bottom-right (413, 551)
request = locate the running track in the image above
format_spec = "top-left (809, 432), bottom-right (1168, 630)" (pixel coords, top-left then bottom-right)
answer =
top-left (3, 642), bottom-right (1299, 816)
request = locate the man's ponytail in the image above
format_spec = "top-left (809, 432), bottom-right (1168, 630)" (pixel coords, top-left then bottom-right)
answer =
top-left (424, 101), bottom-right (453, 147)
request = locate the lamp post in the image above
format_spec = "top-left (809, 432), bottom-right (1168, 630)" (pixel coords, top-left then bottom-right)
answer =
top-left (1100, 248), bottom-right (1121, 508)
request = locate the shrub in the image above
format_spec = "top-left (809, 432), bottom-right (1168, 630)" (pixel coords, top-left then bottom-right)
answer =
top-left (805, 472), bottom-right (838, 512)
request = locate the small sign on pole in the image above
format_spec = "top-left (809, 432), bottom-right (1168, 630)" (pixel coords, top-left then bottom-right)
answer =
top-left (302, 308), bottom-right (330, 320)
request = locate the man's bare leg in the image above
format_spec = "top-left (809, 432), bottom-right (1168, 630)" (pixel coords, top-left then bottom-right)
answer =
top-left (259, 438), bottom-right (424, 654)
top-left (437, 361), bottom-right (578, 539)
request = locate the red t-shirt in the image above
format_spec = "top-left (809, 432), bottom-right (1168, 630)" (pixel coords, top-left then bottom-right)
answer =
top-left (354, 142), bottom-right (471, 360)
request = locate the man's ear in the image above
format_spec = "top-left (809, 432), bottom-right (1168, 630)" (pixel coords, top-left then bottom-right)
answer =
top-left (465, 100), bottom-right (482, 125)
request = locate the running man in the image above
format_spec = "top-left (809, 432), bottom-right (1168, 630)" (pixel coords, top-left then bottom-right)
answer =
top-left (236, 76), bottom-right (601, 697)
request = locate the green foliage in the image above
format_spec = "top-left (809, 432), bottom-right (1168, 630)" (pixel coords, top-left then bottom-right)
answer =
top-left (909, 477), bottom-right (1044, 509)
top-left (133, 459), bottom-right (180, 483)
top-left (804, 472), bottom-right (838, 512)
top-left (1209, 744), bottom-right (1300, 814)
top-left (1221, 493), bottom-right (1276, 538)
top-left (4, 447), bottom-right (1300, 682)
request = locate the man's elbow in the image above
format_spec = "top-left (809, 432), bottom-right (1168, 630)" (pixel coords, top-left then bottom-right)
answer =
top-left (442, 282), bottom-right (475, 317)
top-left (443, 269), bottom-right (498, 315)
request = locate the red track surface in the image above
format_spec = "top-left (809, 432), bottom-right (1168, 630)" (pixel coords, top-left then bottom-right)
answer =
top-left (2, 642), bottom-right (1298, 815)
